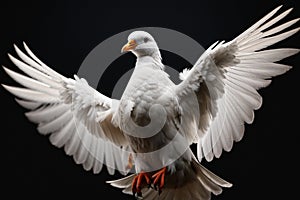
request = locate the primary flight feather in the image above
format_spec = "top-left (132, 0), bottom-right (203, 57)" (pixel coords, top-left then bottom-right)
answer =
top-left (2, 5), bottom-right (299, 200)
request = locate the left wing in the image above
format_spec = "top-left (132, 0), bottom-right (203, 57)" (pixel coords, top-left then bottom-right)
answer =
top-left (2, 43), bottom-right (132, 174)
top-left (176, 6), bottom-right (299, 161)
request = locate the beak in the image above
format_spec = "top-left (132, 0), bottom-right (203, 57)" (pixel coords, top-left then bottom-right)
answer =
top-left (121, 39), bottom-right (137, 53)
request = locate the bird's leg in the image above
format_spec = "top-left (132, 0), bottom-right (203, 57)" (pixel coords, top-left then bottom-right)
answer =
top-left (125, 153), bottom-right (134, 170)
top-left (152, 167), bottom-right (167, 195)
top-left (132, 171), bottom-right (151, 197)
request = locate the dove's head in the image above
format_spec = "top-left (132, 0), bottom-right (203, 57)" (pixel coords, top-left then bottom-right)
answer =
top-left (121, 31), bottom-right (160, 58)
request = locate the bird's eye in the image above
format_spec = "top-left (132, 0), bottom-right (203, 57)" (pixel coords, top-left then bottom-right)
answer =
top-left (144, 37), bottom-right (149, 43)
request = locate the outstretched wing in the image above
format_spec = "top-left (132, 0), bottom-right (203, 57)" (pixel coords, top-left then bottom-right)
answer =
top-left (2, 43), bottom-right (132, 175)
top-left (176, 6), bottom-right (299, 161)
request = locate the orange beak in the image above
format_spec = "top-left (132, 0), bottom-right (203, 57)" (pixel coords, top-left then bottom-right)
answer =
top-left (121, 39), bottom-right (137, 53)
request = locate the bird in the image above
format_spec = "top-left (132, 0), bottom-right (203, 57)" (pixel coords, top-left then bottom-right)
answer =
top-left (1, 5), bottom-right (299, 200)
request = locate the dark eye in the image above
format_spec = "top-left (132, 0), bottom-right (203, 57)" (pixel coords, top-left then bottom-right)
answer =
top-left (144, 37), bottom-right (149, 43)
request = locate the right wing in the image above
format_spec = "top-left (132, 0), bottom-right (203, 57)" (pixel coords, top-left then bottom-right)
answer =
top-left (176, 6), bottom-right (299, 161)
top-left (2, 43), bottom-right (132, 175)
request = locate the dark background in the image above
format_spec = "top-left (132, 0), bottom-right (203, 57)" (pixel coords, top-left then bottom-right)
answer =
top-left (0, 0), bottom-right (299, 199)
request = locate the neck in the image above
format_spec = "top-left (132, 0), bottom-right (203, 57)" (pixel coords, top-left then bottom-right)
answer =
top-left (136, 53), bottom-right (164, 70)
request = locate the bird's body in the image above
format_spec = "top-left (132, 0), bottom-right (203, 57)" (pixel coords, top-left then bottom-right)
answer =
top-left (2, 5), bottom-right (299, 200)
top-left (110, 33), bottom-right (232, 198)
top-left (119, 58), bottom-right (174, 149)
top-left (116, 56), bottom-right (189, 173)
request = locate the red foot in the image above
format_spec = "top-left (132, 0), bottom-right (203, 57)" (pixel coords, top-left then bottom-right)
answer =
top-left (132, 172), bottom-right (151, 197)
top-left (152, 167), bottom-right (167, 194)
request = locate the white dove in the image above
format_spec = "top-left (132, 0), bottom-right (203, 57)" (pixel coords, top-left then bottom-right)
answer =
top-left (2, 5), bottom-right (299, 200)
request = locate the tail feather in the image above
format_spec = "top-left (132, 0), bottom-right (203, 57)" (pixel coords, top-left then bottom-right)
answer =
top-left (106, 174), bottom-right (135, 190)
top-left (107, 158), bottom-right (232, 200)
top-left (194, 160), bottom-right (232, 188)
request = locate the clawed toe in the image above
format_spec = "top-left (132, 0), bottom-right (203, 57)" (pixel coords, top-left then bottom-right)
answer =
top-left (152, 167), bottom-right (167, 194)
top-left (132, 172), bottom-right (151, 197)
top-left (132, 167), bottom-right (167, 197)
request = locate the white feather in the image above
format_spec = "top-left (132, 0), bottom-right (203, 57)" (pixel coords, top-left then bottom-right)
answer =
top-left (23, 42), bottom-right (65, 80)
top-left (37, 110), bottom-right (72, 134)
top-left (49, 118), bottom-right (74, 148)
top-left (235, 5), bottom-right (282, 42)
top-left (3, 66), bottom-right (59, 96)
top-left (93, 139), bottom-right (104, 173)
top-left (104, 141), bottom-right (115, 175)
top-left (83, 135), bottom-right (97, 171)
top-left (13, 44), bottom-right (49, 75)
top-left (2, 85), bottom-right (59, 103)
top-left (74, 129), bottom-right (91, 164)
top-left (178, 7), bottom-right (299, 162)
top-left (25, 103), bottom-right (69, 123)
top-left (15, 98), bottom-right (41, 110)
top-left (7, 54), bottom-right (62, 89)
top-left (3, 42), bottom-right (130, 177)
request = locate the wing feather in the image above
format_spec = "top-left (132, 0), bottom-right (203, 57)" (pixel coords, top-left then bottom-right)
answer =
top-left (2, 43), bottom-right (131, 175)
top-left (177, 6), bottom-right (299, 161)
top-left (15, 98), bottom-right (42, 110)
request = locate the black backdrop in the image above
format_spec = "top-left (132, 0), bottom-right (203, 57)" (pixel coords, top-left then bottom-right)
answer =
top-left (0, 0), bottom-right (299, 199)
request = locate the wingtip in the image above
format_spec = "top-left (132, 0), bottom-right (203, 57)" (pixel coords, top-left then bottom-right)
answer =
top-left (2, 65), bottom-right (9, 73)
top-left (7, 53), bottom-right (17, 62)
top-left (1, 84), bottom-right (10, 91)
top-left (277, 5), bottom-right (283, 10)
top-left (286, 65), bottom-right (293, 72)
top-left (23, 41), bottom-right (30, 51)
top-left (280, 7), bottom-right (294, 18)
top-left (291, 48), bottom-right (300, 55)
top-left (2, 66), bottom-right (20, 80)
top-left (272, 5), bottom-right (283, 14)
top-left (285, 49), bottom-right (300, 62)
top-left (292, 27), bottom-right (300, 35)
top-left (225, 182), bottom-right (233, 188)
top-left (1, 85), bottom-right (21, 96)
top-left (286, 7), bottom-right (294, 13)
top-left (23, 42), bottom-right (32, 56)
top-left (13, 43), bottom-right (21, 52)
